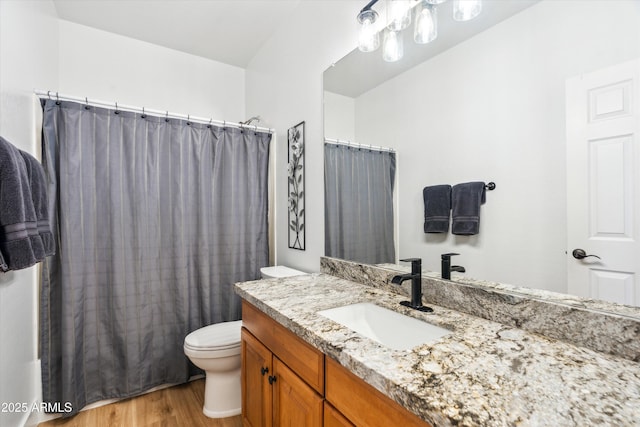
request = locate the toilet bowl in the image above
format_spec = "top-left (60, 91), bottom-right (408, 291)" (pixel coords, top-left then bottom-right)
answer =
top-left (184, 266), bottom-right (306, 418)
top-left (184, 320), bottom-right (242, 418)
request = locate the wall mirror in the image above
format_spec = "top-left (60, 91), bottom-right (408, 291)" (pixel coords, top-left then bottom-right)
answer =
top-left (323, 0), bottom-right (640, 307)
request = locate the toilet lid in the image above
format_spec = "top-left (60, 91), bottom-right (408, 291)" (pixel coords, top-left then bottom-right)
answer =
top-left (184, 320), bottom-right (242, 351)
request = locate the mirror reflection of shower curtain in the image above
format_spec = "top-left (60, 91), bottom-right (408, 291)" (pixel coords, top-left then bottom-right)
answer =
top-left (39, 99), bottom-right (270, 415)
top-left (324, 143), bottom-right (395, 264)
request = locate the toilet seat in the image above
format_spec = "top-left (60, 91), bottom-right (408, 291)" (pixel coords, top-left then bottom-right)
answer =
top-left (184, 320), bottom-right (242, 358)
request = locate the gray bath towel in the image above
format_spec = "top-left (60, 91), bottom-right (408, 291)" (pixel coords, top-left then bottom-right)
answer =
top-left (423, 185), bottom-right (451, 233)
top-left (20, 150), bottom-right (55, 256)
top-left (451, 182), bottom-right (486, 235)
top-left (0, 136), bottom-right (43, 271)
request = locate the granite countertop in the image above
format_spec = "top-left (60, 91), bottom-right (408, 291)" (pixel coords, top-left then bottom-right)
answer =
top-left (235, 273), bottom-right (640, 427)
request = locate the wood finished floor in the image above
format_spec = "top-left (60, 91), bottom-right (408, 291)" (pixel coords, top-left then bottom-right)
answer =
top-left (38, 380), bottom-right (242, 427)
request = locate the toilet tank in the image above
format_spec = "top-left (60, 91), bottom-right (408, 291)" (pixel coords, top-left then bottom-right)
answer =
top-left (260, 266), bottom-right (307, 279)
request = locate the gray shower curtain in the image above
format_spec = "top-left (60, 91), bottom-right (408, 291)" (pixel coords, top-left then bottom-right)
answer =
top-left (324, 143), bottom-right (396, 264)
top-left (39, 99), bottom-right (270, 414)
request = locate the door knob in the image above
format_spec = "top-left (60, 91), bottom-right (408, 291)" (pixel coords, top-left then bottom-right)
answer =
top-left (572, 249), bottom-right (601, 260)
top-left (260, 366), bottom-right (269, 376)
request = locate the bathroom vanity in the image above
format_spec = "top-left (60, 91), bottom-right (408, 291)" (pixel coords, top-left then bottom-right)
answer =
top-left (235, 258), bottom-right (640, 426)
top-left (241, 300), bottom-right (429, 427)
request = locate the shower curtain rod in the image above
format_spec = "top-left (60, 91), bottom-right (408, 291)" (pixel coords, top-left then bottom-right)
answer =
top-left (324, 137), bottom-right (395, 153)
top-left (34, 90), bottom-right (274, 134)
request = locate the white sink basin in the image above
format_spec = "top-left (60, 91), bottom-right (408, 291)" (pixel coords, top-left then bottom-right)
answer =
top-left (317, 302), bottom-right (451, 351)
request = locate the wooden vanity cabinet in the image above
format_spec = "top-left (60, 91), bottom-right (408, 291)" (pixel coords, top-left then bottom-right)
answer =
top-left (273, 357), bottom-right (323, 426)
top-left (241, 300), bottom-right (431, 427)
top-left (325, 358), bottom-right (431, 427)
top-left (241, 301), bottom-right (324, 427)
top-left (324, 402), bottom-right (355, 427)
top-left (241, 329), bottom-right (273, 427)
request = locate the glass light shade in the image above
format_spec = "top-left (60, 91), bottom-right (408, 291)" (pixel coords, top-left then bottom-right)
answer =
top-left (382, 29), bottom-right (403, 62)
top-left (386, 0), bottom-right (412, 31)
top-left (414, 2), bottom-right (437, 44)
top-left (453, 0), bottom-right (482, 21)
top-left (357, 9), bottom-right (381, 52)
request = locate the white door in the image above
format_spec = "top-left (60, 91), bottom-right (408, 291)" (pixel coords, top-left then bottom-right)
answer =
top-left (566, 59), bottom-right (640, 306)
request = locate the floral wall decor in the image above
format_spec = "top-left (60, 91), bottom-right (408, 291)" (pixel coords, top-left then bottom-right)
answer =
top-left (288, 121), bottom-right (305, 250)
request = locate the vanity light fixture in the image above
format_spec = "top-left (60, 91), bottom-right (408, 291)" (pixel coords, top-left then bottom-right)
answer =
top-left (357, 0), bottom-right (482, 62)
top-left (414, 1), bottom-right (438, 44)
top-left (382, 29), bottom-right (404, 62)
top-left (387, 0), bottom-right (413, 31)
top-left (357, 7), bottom-right (381, 52)
top-left (453, 0), bottom-right (482, 22)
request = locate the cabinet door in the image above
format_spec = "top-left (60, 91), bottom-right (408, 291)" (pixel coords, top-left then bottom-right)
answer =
top-left (273, 357), bottom-right (323, 427)
top-left (324, 402), bottom-right (354, 427)
top-left (242, 328), bottom-right (273, 427)
top-left (326, 358), bottom-right (431, 427)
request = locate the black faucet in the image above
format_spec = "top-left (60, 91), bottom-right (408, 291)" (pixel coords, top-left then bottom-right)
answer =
top-left (391, 258), bottom-right (433, 312)
top-left (441, 253), bottom-right (466, 280)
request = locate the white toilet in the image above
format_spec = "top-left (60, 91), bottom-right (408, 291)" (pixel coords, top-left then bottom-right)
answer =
top-left (259, 265), bottom-right (307, 279)
top-left (183, 265), bottom-right (306, 418)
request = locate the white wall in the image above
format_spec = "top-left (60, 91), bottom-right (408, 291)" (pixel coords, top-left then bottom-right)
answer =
top-left (323, 91), bottom-right (355, 141)
top-left (353, 1), bottom-right (640, 292)
top-left (0, 1), bottom-right (59, 426)
top-left (58, 20), bottom-right (246, 121)
top-left (1, 15), bottom-right (247, 427)
top-left (245, 1), bottom-right (361, 273)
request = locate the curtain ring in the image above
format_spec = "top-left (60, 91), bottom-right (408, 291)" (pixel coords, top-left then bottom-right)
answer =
top-left (141, 107), bottom-right (146, 118)
top-left (55, 92), bottom-right (60, 105)
top-left (165, 111), bottom-right (169, 122)
top-left (187, 114), bottom-right (191, 125)
top-left (114, 102), bottom-right (120, 114)
top-left (47, 91), bottom-right (51, 100)
top-left (207, 118), bottom-right (212, 128)
top-left (84, 97), bottom-right (90, 110)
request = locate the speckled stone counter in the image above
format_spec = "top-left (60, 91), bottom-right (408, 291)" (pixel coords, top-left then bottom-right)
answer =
top-left (235, 274), bottom-right (640, 427)
top-left (321, 257), bottom-right (640, 362)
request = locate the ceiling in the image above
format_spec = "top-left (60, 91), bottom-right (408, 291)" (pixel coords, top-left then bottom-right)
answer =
top-left (53, 0), bottom-right (541, 93)
top-left (52, 0), bottom-right (302, 68)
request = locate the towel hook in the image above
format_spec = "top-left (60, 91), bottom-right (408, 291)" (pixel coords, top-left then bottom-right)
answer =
top-left (485, 182), bottom-right (496, 191)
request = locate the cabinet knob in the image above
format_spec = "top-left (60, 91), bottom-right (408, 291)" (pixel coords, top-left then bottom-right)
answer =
top-left (268, 375), bottom-right (277, 385)
top-left (261, 366), bottom-right (269, 376)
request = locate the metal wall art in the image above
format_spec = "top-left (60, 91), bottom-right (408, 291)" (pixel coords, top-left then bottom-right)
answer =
top-left (288, 121), bottom-right (305, 250)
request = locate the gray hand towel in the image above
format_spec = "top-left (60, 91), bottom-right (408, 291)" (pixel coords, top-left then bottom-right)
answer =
top-left (20, 150), bottom-right (55, 257)
top-left (451, 182), bottom-right (486, 235)
top-left (0, 136), bottom-right (43, 272)
top-left (423, 185), bottom-right (451, 233)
